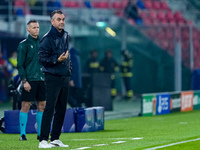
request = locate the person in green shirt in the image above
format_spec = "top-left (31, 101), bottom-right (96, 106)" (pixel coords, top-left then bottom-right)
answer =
top-left (17, 20), bottom-right (46, 141)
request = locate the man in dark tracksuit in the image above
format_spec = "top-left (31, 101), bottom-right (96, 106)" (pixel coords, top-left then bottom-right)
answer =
top-left (38, 10), bottom-right (72, 148)
top-left (121, 50), bottom-right (133, 99)
top-left (68, 47), bottom-right (82, 107)
top-left (85, 50), bottom-right (99, 74)
top-left (100, 50), bottom-right (119, 98)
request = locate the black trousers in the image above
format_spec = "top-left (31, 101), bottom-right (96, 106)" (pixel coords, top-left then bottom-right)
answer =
top-left (40, 73), bottom-right (69, 141)
top-left (123, 77), bottom-right (131, 92)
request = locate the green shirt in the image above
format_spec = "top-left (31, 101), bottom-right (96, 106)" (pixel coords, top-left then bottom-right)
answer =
top-left (17, 34), bottom-right (44, 81)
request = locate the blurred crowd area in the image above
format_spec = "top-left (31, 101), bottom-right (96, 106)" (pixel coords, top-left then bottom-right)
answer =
top-left (0, 0), bottom-right (200, 103)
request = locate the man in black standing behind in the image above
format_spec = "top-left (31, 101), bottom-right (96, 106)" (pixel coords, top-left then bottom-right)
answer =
top-left (38, 10), bottom-right (72, 148)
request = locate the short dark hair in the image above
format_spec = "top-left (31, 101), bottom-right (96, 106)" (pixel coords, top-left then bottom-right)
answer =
top-left (27, 20), bottom-right (38, 25)
top-left (50, 10), bottom-right (63, 20)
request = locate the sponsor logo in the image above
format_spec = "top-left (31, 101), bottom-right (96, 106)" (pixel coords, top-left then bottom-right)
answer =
top-left (156, 94), bottom-right (170, 115)
top-left (181, 91), bottom-right (193, 112)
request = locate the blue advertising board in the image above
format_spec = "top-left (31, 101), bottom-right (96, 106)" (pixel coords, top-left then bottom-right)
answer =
top-left (156, 93), bottom-right (170, 115)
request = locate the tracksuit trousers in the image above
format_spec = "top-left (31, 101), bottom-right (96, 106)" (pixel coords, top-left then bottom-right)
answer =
top-left (40, 73), bottom-right (69, 141)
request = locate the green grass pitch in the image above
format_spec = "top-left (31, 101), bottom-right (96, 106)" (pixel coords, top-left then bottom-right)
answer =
top-left (0, 110), bottom-right (200, 150)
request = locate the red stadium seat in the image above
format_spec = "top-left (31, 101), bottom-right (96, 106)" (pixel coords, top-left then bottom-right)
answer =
top-left (92, 2), bottom-right (100, 8)
top-left (168, 19), bottom-right (176, 26)
top-left (128, 18), bottom-right (135, 25)
top-left (149, 10), bottom-right (157, 20)
top-left (143, 18), bottom-right (152, 25)
top-left (165, 30), bottom-right (173, 39)
top-left (62, 1), bottom-right (79, 8)
top-left (160, 1), bottom-right (170, 10)
top-left (160, 19), bottom-right (168, 25)
top-left (144, 1), bottom-right (152, 9)
top-left (99, 2), bottom-right (109, 8)
top-left (181, 29), bottom-right (189, 40)
top-left (174, 11), bottom-right (184, 20)
top-left (160, 40), bottom-right (169, 50)
top-left (140, 11), bottom-right (147, 19)
top-left (152, 1), bottom-right (160, 9)
top-left (147, 29), bottom-right (157, 38)
top-left (166, 11), bottom-right (174, 22)
top-left (157, 10), bottom-right (166, 21)
top-left (113, 2), bottom-right (123, 9)
top-left (177, 19), bottom-right (185, 26)
top-left (115, 11), bottom-right (123, 17)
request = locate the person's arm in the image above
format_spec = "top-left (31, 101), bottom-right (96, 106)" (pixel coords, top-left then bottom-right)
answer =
top-left (17, 43), bottom-right (27, 81)
top-left (38, 37), bottom-right (58, 67)
top-left (17, 43), bottom-right (31, 92)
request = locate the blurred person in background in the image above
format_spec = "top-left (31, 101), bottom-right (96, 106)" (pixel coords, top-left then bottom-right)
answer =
top-left (29, 0), bottom-right (43, 15)
top-left (46, 0), bottom-right (62, 15)
top-left (124, 0), bottom-right (142, 24)
top-left (100, 50), bottom-right (119, 99)
top-left (120, 50), bottom-right (133, 99)
top-left (17, 20), bottom-right (46, 141)
top-left (14, 0), bottom-right (26, 16)
top-left (85, 50), bottom-right (99, 74)
top-left (0, 51), bottom-right (11, 102)
top-left (9, 51), bottom-right (18, 76)
top-left (68, 47), bottom-right (82, 107)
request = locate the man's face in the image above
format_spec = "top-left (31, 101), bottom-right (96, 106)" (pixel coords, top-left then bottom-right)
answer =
top-left (27, 22), bottom-right (39, 37)
top-left (51, 13), bottom-right (65, 31)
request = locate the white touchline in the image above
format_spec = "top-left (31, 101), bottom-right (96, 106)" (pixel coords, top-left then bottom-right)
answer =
top-left (132, 137), bottom-right (143, 140)
top-left (76, 147), bottom-right (91, 150)
top-left (73, 139), bottom-right (95, 141)
top-left (108, 137), bottom-right (143, 140)
top-left (93, 144), bottom-right (109, 146)
top-left (143, 138), bottom-right (200, 150)
top-left (112, 141), bottom-right (126, 144)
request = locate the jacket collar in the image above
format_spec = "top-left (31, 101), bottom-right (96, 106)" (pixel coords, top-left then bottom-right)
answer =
top-left (50, 25), bottom-right (64, 37)
top-left (28, 34), bottom-right (39, 42)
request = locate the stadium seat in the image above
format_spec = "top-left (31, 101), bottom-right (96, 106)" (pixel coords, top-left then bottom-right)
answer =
top-left (165, 30), bottom-right (173, 39)
top-left (160, 19), bottom-right (168, 25)
top-left (160, 40), bottom-right (169, 50)
top-left (192, 30), bottom-right (199, 40)
top-left (115, 11), bottom-right (124, 17)
top-left (113, 2), bottom-right (123, 9)
top-left (92, 2), bottom-right (100, 8)
top-left (143, 18), bottom-right (152, 25)
top-left (144, 1), bottom-right (152, 9)
top-left (174, 11), bottom-right (183, 20)
top-left (181, 29), bottom-right (189, 40)
top-left (193, 40), bottom-right (200, 50)
top-left (152, 1), bottom-right (160, 9)
top-left (99, 2), bottom-right (110, 8)
top-left (157, 10), bottom-right (166, 21)
top-left (149, 10), bottom-right (157, 20)
top-left (177, 19), bottom-right (185, 26)
top-left (137, 0), bottom-right (145, 9)
top-left (140, 11), bottom-right (147, 19)
top-left (165, 11), bottom-right (174, 22)
top-left (122, 0), bottom-right (128, 8)
top-left (157, 31), bottom-right (165, 39)
top-left (160, 1), bottom-right (170, 10)
top-left (181, 42), bottom-right (189, 52)
top-left (147, 29), bottom-right (157, 38)
top-left (128, 18), bottom-right (135, 25)
top-left (168, 19), bottom-right (176, 26)
top-left (62, 1), bottom-right (79, 8)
